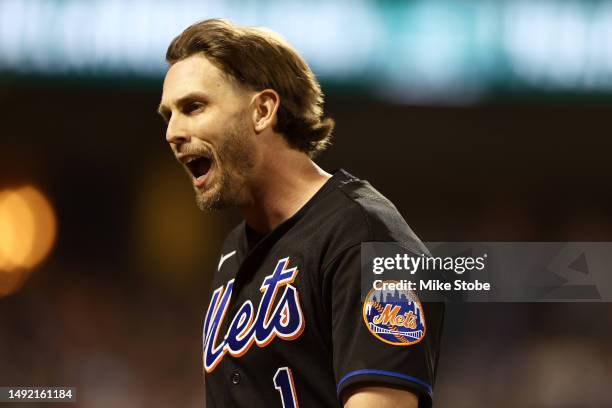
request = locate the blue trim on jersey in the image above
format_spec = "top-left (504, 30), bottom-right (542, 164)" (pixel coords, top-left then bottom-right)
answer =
top-left (336, 369), bottom-right (432, 396)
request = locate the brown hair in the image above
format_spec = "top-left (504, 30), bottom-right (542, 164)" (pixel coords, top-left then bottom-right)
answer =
top-left (166, 19), bottom-right (334, 157)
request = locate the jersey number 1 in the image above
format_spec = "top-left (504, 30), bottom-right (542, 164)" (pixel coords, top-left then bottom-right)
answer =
top-left (273, 367), bottom-right (299, 408)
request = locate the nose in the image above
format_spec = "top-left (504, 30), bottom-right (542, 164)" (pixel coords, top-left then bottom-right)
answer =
top-left (165, 116), bottom-right (191, 145)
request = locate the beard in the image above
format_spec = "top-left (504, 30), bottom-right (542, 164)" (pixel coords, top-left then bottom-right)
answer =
top-left (192, 118), bottom-right (256, 211)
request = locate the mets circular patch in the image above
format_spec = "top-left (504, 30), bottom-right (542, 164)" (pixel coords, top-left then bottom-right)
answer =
top-left (362, 281), bottom-right (426, 346)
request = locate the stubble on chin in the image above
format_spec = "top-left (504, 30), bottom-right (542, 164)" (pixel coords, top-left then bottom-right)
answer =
top-left (193, 174), bottom-right (227, 211)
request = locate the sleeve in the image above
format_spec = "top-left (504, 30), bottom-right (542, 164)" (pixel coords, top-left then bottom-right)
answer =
top-left (325, 244), bottom-right (445, 408)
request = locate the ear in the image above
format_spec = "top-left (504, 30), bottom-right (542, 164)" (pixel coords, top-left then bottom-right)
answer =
top-left (251, 89), bottom-right (280, 133)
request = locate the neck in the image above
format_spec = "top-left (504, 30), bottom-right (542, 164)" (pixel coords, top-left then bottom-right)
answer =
top-left (239, 149), bottom-right (331, 234)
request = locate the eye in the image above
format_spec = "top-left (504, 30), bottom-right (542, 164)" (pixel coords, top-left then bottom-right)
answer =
top-left (184, 102), bottom-right (205, 115)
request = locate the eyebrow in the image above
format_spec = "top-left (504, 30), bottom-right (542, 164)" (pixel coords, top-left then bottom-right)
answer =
top-left (157, 91), bottom-right (210, 119)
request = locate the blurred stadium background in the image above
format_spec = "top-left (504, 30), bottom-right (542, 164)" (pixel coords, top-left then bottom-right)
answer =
top-left (1, 0), bottom-right (612, 407)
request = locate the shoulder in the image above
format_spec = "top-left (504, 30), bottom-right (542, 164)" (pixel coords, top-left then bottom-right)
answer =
top-left (308, 170), bottom-right (428, 266)
top-left (291, 170), bottom-right (427, 271)
top-left (336, 177), bottom-right (414, 241)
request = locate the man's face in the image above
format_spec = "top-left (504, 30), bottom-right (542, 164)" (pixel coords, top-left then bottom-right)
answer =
top-left (159, 54), bottom-right (257, 210)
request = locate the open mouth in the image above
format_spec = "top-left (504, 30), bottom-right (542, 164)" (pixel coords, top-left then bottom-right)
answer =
top-left (182, 155), bottom-right (213, 187)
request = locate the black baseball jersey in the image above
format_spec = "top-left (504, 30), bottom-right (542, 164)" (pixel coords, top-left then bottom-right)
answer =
top-left (203, 169), bottom-right (444, 407)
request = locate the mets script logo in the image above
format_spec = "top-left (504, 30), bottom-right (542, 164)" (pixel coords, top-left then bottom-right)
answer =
top-left (362, 282), bottom-right (426, 346)
top-left (203, 257), bottom-right (305, 372)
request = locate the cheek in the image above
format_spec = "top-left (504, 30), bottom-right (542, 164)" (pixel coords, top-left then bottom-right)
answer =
top-left (191, 120), bottom-right (216, 141)
top-left (197, 114), bottom-right (241, 146)
top-left (187, 109), bottom-right (220, 137)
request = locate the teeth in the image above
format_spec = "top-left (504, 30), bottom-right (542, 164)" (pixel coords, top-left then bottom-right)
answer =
top-left (179, 154), bottom-right (210, 164)
top-left (180, 156), bottom-right (199, 164)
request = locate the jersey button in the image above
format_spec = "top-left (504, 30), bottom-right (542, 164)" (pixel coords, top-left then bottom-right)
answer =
top-left (231, 372), bottom-right (241, 385)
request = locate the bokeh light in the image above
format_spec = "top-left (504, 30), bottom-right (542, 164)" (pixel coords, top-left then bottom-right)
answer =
top-left (0, 185), bottom-right (57, 297)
